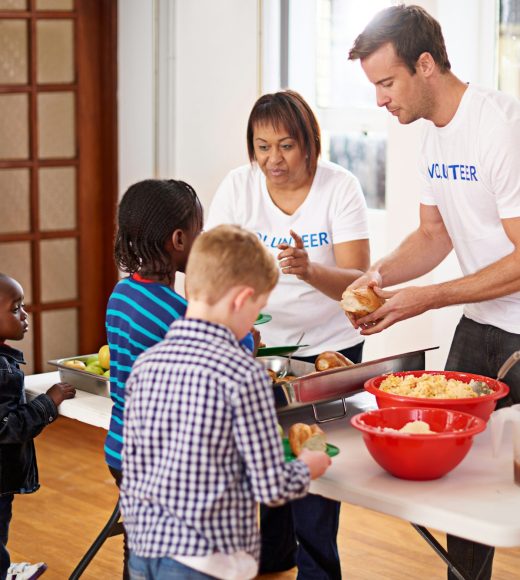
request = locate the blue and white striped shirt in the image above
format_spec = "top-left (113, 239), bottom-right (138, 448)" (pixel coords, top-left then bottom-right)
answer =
top-left (120, 318), bottom-right (310, 561)
top-left (104, 275), bottom-right (187, 470)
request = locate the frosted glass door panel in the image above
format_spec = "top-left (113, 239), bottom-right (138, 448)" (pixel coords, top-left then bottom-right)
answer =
top-left (0, 169), bottom-right (30, 233)
top-left (0, 19), bottom-right (28, 84)
top-left (36, 0), bottom-right (73, 10)
top-left (0, 1), bottom-right (27, 10)
top-left (0, 242), bottom-right (32, 303)
top-left (37, 91), bottom-right (75, 158)
top-left (39, 167), bottom-right (76, 230)
top-left (41, 308), bottom-right (78, 371)
top-left (0, 93), bottom-right (29, 159)
top-left (37, 19), bottom-right (74, 84)
top-left (40, 238), bottom-right (77, 301)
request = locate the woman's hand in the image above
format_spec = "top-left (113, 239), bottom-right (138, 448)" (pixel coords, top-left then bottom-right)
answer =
top-left (277, 230), bottom-right (314, 281)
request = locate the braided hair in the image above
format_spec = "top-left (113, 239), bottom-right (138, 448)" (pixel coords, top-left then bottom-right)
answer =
top-left (114, 179), bottom-right (203, 285)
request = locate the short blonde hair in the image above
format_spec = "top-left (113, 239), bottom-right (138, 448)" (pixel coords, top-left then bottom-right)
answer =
top-left (186, 225), bottom-right (279, 304)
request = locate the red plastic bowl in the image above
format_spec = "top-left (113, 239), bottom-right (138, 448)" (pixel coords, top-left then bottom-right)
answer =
top-left (364, 371), bottom-right (509, 421)
top-left (351, 406), bottom-right (487, 480)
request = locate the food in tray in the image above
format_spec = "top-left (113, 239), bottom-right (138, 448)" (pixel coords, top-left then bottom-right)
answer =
top-left (382, 420), bottom-right (436, 434)
top-left (379, 373), bottom-right (489, 399)
top-left (340, 285), bottom-right (385, 324)
top-left (266, 368), bottom-right (298, 384)
top-left (61, 344), bottom-right (111, 378)
top-left (288, 422), bottom-right (327, 456)
top-left (315, 350), bottom-right (354, 372)
top-left (63, 359), bottom-right (87, 371)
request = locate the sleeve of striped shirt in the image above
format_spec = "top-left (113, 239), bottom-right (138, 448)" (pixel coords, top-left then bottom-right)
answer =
top-left (232, 364), bottom-right (311, 506)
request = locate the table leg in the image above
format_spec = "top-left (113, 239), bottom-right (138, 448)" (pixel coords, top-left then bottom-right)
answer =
top-left (411, 524), bottom-right (467, 580)
top-left (69, 500), bottom-right (123, 580)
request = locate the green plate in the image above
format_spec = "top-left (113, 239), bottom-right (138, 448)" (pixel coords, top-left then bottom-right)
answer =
top-left (256, 344), bottom-right (309, 357)
top-left (282, 438), bottom-right (340, 462)
top-left (255, 313), bottom-right (272, 325)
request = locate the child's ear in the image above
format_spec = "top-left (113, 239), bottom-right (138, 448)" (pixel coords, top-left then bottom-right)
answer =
top-left (171, 229), bottom-right (185, 251)
top-left (233, 286), bottom-right (255, 311)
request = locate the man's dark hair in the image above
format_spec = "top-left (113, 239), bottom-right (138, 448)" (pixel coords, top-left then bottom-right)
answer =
top-left (246, 89), bottom-right (321, 176)
top-left (114, 179), bottom-right (202, 284)
top-left (348, 4), bottom-right (451, 74)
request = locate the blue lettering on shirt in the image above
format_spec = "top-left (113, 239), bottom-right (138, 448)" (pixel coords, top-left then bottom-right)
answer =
top-left (256, 231), bottom-right (330, 249)
top-left (427, 163), bottom-right (478, 181)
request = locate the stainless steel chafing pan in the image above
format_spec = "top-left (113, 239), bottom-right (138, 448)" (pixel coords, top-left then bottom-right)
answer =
top-left (48, 355), bottom-right (110, 398)
top-left (260, 347), bottom-right (438, 423)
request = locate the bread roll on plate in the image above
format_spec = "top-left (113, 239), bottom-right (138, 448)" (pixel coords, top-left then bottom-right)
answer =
top-left (289, 423), bottom-right (327, 456)
top-left (315, 350), bottom-right (354, 372)
top-left (340, 285), bottom-right (385, 325)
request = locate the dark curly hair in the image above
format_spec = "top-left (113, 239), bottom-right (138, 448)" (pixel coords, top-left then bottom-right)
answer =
top-left (114, 179), bottom-right (203, 285)
top-left (348, 4), bottom-right (451, 75)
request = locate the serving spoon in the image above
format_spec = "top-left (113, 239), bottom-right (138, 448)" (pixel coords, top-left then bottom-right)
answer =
top-left (470, 350), bottom-right (520, 395)
top-left (279, 331), bottom-right (306, 379)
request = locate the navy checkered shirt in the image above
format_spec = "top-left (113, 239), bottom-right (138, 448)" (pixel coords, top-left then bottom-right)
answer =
top-left (120, 318), bottom-right (310, 561)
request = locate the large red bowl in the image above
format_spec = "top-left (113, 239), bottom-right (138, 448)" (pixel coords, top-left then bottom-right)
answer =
top-left (364, 370), bottom-right (509, 421)
top-left (351, 406), bottom-right (487, 480)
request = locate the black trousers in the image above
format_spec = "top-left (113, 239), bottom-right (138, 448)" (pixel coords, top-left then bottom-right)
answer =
top-left (444, 316), bottom-right (520, 579)
top-left (259, 342), bottom-right (364, 580)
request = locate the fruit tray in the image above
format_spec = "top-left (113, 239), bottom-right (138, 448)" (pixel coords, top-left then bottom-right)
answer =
top-left (48, 354), bottom-right (110, 398)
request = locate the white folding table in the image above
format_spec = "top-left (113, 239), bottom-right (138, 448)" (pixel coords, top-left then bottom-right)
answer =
top-left (26, 372), bottom-right (520, 580)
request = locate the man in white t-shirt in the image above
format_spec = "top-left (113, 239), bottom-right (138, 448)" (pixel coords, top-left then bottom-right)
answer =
top-left (348, 5), bottom-right (520, 580)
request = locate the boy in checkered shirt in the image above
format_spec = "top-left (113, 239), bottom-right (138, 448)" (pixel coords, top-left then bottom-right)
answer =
top-left (121, 225), bottom-right (331, 580)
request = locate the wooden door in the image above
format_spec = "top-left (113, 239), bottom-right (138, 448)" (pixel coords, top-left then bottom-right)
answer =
top-left (0, 0), bottom-right (118, 373)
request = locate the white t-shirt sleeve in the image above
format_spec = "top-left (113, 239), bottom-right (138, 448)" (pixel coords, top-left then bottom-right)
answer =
top-left (330, 171), bottom-right (370, 244)
top-left (479, 116), bottom-right (520, 219)
top-left (206, 172), bottom-right (239, 229)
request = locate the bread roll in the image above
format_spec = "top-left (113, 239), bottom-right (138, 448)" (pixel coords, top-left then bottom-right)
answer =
top-left (303, 433), bottom-right (327, 452)
top-left (310, 424), bottom-right (325, 436)
top-left (315, 351), bottom-right (354, 372)
top-left (340, 285), bottom-right (385, 324)
top-left (288, 423), bottom-right (312, 456)
top-left (289, 423), bottom-right (327, 455)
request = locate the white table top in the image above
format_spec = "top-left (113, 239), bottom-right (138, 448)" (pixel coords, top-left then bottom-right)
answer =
top-left (25, 372), bottom-right (112, 430)
top-left (25, 372), bottom-right (520, 548)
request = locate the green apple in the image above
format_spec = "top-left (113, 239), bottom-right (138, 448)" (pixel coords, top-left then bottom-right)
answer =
top-left (86, 354), bottom-right (99, 366)
top-left (85, 363), bottom-right (105, 376)
top-left (277, 423), bottom-right (284, 439)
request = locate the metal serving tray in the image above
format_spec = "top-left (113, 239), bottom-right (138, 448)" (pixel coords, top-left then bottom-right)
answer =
top-left (260, 347), bottom-right (438, 422)
top-left (48, 355), bottom-right (110, 398)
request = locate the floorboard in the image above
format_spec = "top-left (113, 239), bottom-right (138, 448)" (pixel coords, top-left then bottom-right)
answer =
top-left (9, 417), bottom-right (520, 579)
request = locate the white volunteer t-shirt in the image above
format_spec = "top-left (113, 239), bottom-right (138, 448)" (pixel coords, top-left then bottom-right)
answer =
top-left (206, 160), bottom-right (369, 356)
top-left (420, 84), bottom-right (520, 333)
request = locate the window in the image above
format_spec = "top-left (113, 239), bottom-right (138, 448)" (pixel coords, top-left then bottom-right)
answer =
top-left (498, 0), bottom-right (520, 97)
top-left (262, 0), bottom-right (392, 209)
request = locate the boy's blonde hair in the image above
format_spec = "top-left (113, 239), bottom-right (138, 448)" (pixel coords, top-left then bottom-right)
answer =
top-left (186, 225), bottom-right (279, 304)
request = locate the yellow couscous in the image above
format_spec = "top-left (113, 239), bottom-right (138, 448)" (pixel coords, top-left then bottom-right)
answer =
top-left (379, 373), bottom-right (479, 399)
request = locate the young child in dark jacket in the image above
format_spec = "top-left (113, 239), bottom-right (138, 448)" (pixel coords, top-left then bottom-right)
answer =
top-left (0, 273), bottom-right (76, 580)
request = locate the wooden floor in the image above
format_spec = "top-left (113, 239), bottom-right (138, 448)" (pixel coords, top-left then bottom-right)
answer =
top-left (9, 417), bottom-right (520, 579)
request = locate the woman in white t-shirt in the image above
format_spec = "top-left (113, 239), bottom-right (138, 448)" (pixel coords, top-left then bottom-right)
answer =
top-left (206, 90), bottom-right (370, 580)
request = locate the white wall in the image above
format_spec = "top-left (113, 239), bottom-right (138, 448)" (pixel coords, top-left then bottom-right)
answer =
top-left (118, 0), bottom-right (155, 195)
top-left (171, 0), bottom-right (260, 210)
top-left (118, 0), bottom-right (497, 368)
